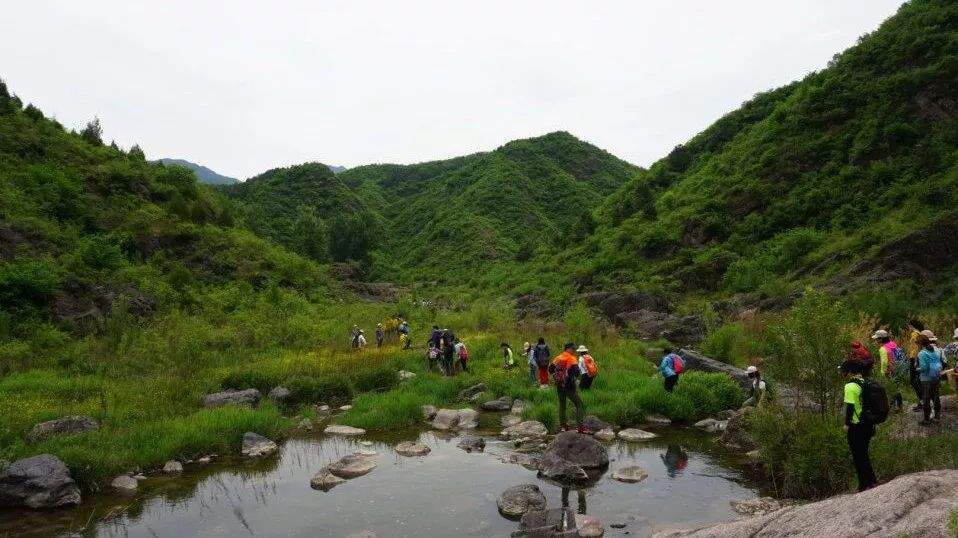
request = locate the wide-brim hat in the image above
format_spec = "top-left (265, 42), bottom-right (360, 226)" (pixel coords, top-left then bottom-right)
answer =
top-left (871, 329), bottom-right (889, 339)
top-left (576, 345), bottom-right (589, 353)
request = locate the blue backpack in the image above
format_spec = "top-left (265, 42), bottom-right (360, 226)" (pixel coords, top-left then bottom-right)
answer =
top-left (892, 346), bottom-right (909, 377)
top-left (926, 350), bottom-right (943, 379)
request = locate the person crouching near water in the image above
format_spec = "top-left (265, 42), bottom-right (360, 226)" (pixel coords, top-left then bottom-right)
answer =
top-left (576, 345), bottom-right (597, 390)
top-left (549, 343), bottom-right (587, 433)
top-left (841, 359), bottom-right (878, 492)
top-left (659, 347), bottom-right (683, 392)
top-left (742, 365), bottom-right (766, 407)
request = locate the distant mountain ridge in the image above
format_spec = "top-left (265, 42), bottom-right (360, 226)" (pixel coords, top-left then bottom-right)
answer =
top-left (156, 158), bottom-right (238, 185)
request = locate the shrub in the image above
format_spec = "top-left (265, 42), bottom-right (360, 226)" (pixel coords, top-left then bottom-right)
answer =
top-left (0, 256), bottom-right (63, 307)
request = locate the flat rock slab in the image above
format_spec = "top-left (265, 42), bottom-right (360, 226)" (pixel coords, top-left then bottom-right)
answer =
top-left (617, 428), bottom-right (657, 441)
top-left (328, 455), bottom-right (376, 479)
top-left (612, 466), bottom-right (648, 483)
top-left (394, 441), bottom-right (431, 457)
top-left (26, 416), bottom-right (99, 444)
top-left (324, 425), bottom-right (366, 436)
top-left (497, 483), bottom-right (547, 519)
top-left (202, 388), bottom-right (261, 408)
top-left (730, 497), bottom-right (788, 516)
top-left (501, 421), bottom-right (548, 440)
top-left (653, 469), bottom-right (958, 538)
top-left (111, 475), bottom-right (138, 493)
top-left (593, 428), bottom-right (615, 442)
top-left (241, 432), bottom-right (278, 457)
top-left (0, 454), bottom-right (81, 508)
top-left (310, 468), bottom-right (347, 491)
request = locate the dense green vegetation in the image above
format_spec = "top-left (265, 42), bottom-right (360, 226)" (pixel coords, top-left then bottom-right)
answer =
top-left (156, 158), bottom-right (238, 185)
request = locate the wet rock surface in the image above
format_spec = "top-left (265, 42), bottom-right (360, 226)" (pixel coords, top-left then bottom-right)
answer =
top-left (26, 416), bottom-right (99, 444)
top-left (543, 432), bottom-right (609, 469)
top-left (394, 441), bottom-right (431, 457)
top-left (310, 468), bottom-right (347, 491)
top-left (431, 408), bottom-right (460, 430)
top-left (497, 483), bottom-right (547, 519)
top-left (458, 436), bottom-right (486, 452)
top-left (0, 455), bottom-right (81, 508)
top-left (328, 454), bottom-right (376, 479)
top-left (617, 428), bottom-right (657, 441)
top-left (656, 470), bottom-right (958, 538)
top-left (513, 507), bottom-right (578, 537)
top-left (324, 425), bottom-right (366, 436)
top-left (241, 432), bottom-right (278, 457)
top-left (501, 420), bottom-right (548, 440)
top-left (611, 466), bottom-right (648, 483)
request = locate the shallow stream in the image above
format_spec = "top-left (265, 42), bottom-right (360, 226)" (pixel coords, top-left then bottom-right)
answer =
top-left (1, 422), bottom-right (765, 537)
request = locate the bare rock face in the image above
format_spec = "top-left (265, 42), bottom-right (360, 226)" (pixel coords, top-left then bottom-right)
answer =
top-left (497, 483), bottom-right (547, 519)
top-left (241, 432), bottom-right (278, 457)
top-left (654, 470), bottom-right (958, 538)
top-left (26, 416), bottom-right (99, 444)
top-left (0, 455), bottom-right (81, 508)
top-left (730, 497), bottom-right (787, 517)
top-left (202, 388), bottom-right (261, 408)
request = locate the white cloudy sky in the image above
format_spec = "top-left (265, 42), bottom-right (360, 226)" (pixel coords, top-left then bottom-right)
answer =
top-left (2, 1), bottom-right (902, 179)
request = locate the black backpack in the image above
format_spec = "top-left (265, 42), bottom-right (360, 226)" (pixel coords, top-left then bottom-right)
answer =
top-left (854, 378), bottom-right (889, 426)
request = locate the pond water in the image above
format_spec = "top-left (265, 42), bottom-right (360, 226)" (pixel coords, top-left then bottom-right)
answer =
top-left (1, 424), bottom-right (765, 538)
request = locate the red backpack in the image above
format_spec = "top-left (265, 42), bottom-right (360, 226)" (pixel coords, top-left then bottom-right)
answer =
top-left (671, 354), bottom-right (684, 374)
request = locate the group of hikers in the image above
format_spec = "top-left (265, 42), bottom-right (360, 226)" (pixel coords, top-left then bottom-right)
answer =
top-left (841, 327), bottom-right (955, 492)
top-left (349, 318), bottom-right (411, 350)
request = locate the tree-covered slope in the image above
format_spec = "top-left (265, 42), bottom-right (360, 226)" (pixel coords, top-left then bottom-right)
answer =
top-left (340, 131), bottom-right (639, 281)
top-left (156, 158), bottom-right (238, 185)
top-left (576, 0), bottom-right (958, 304)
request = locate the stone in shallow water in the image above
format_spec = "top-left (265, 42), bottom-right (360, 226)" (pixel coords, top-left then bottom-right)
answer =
top-left (0, 454), bottom-right (81, 508)
top-left (431, 409), bottom-right (460, 430)
top-left (575, 514), bottom-right (605, 537)
top-left (310, 468), bottom-right (346, 491)
top-left (241, 432), bottom-right (278, 457)
top-left (611, 466), bottom-right (648, 483)
top-left (327, 454), bottom-right (376, 479)
top-left (162, 460), bottom-right (183, 473)
top-left (497, 483), bottom-right (546, 518)
top-left (617, 428), bottom-right (657, 441)
top-left (354, 449), bottom-right (377, 457)
top-left (501, 420), bottom-right (548, 439)
top-left (111, 475), bottom-right (138, 493)
top-left (324, 424), bottom-right (366, 436)
top-left (457, 436), bottom-right (486, 452)
top-left (457, 408), bottom-right (479, 429)
top-left (394, 441), bottom-right (430, 457)
top-left (593, 428), bottom-right (615, 442)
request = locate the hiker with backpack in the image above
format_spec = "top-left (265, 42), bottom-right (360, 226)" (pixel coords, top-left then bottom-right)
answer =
top-left (375, 323), bottom-right (385, 348)
top-left (501, 342), bottom-right (516, 369)
top-left (659, 348), bottom-right (683, 393)
top-left (456, 339), bottom-right (470, 373)
top-left (576, 345), bottom-right (598, 390)
top-left (841, 359), bottom-right (885, 492)
top-left (398, 319), bottom-right (411, 349)
top-left (549, 342), bottom-right (587, 432)
top-left (440, 328), bottom-right (457, 376)
top-left (425, 343), bottom-right (440, 371)
top-left (350, 325), bottom-right (361, 348)
top-left (872, 329), bottom-right (905, 410)
top-left (523, 342), bottom-right (537, 384)
top-left (533, 338), bottom-right (551, 388)
top-left (917, 330), bottom-right (943, 425)
top-left (742, 365), bottom-right (767, 407)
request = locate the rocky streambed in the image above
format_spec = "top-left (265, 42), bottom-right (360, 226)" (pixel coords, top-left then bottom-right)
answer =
top-left (0, 421), bottom-right (766, 537)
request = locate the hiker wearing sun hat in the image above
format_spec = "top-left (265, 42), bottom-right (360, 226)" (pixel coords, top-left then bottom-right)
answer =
top-left (742, 365), bottom-right (767, 408)
top-left (576, 345), bottom-right (598, 390)
top-left (917, 330), bottom-right (943, 425)
top-left (871, 329), bottom-right (905, 410)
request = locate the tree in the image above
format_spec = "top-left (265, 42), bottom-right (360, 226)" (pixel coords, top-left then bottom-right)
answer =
top-left (291, 205), bottom-right (328, 261)
top-left (80, 117), bottom-right (103, 146)
top-left (329, 211), bottom-right (378, 263)
top-left (128, 144), bottom-right (145, 160)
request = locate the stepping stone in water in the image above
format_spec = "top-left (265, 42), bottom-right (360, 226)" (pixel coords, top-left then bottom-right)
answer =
top-left (497, 483), bottom-right (547, 519)
top-left (324, 425), bottom-right (366, 436)
top-left (111, 475), bottom-right (138, 493)
top-left (327, 454), bottom-right (377, 479)
top-left (617, 428), bottom-right (657, 441)
top-left (612, 466), bottom-right (648, 483)
top-left (394, 441), bottom-right (430, 456)
top-left (310, 468), bottom-right (347, 491)
top-left (576, 514), bottom-right (605, 537)
top-left (594, 428), bottom-right (615, 442)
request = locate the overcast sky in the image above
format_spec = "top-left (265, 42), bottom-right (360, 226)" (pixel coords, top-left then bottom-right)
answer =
top-left (2, 1), bottom-right (903, 179)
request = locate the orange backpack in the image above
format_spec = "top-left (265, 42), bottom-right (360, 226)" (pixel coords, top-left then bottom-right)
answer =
top-left (583, 355), bottom-right (598, 377)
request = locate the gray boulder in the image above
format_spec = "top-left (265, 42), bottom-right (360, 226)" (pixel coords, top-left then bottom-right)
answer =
top-left (576, 514), bottom-right (605, 538)
top-left (394, 441), bottom-right (430, 457)
top-left (267, 386), bottom-right (291, 405)
top-left (310, 468), bottom-right (346, 491)
top-left (327, 454), bottom-right (376, 479)
top-left (544, 432), bottom-right (609, 469)
top-left (617, 428), bottom-right (657, 441)
top-left (721, 408), bottom-right (758, 450)
top-left (241, 432), bottom-right (278, 457)
top-left (26, 416), bottom-right (99, 444)
top-left (162, 460), bottom-right (183, 473)
top-left (653, 470), bottom-right (958, 538)
top-left (514, 507), bottom-right (579, 537)
top-left (202, 388), bottom-right (261, 408)
top-left (582, 415), bottom-right (611, 432)
top-left (677, 349), bottom-right (750, 390)
top-left (611, 466), bottom-right (648, 483)
top-left (457, 408), bottom-right (479, 429)
top-left (501, 420), bottom-right (548, 440)
top-left (421, 405), bottom-right (437, 421)
top-left (537, 451), bottom-right (589, 484)
top-left (111, 475), bottom-right (138, 493)
top-left (0, 455), bottom-right (81, 508)
top-left (497, 483), bottom-right (547, 519)
top-left (593, 428), bottom-right (615, 442)
top-left (457, 436), bottom-right (486, 452)
top-left (431, 409), bottom-right (460, 430)
top-left (481, 396), bottom-right (514, 411)
top-left (694, 418), bottom-right (728, 433)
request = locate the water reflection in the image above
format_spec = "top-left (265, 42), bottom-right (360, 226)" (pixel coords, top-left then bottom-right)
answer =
top-left (660, 444), bottom-right (689, 478)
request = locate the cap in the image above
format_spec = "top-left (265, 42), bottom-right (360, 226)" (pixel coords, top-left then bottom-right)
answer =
top-left (871, 329), bottom-right (889, 339)
top-left (746, 365), bottom-right (758, 374)
top-left (919, 329), bottom-right (938, 342)
top-left (576, 345), bottom-right (589, 353)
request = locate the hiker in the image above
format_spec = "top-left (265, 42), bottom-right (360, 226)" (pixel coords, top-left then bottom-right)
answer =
top-left (533, 338), bottom-right (551, 388)
top-left (849, 341), bottom-right (874, 377)
top-left (350, 325), bottom-right (361, 348)
top-left (944, 328), bottom-right (958, 393)
top-left (742, 365), bottom-right (766, 407)
top-left (872, 329), bottom-right (905, 410)
top-left (428, 325), bottom-right (441, 348)
top-left (355, 330), bottom-right (367, 348)
top-left (523, 342), bottom-right (537, 384)
top-left (576, 345), bottom-right (597, 390)
top-left (501, 342), bottom-right (515, 369)
top-left (841, 359), bottom-right (878, 492)
top-left (456, 339), bottom-right (470, 373)
top-left (375, 323), bottom-right (385, 348)
top-left (425, 343), bottom-right (440, 371)
top-left (917, 330), bottom-right (943, 425)
top-left (398, 319), bottom-right (411, 349)
top-left (549, 342), bottom-right (586, 432)
top-left (440, 328), bottom-right (457, 376)
top-left (659, 348), bottom-right (683, 393)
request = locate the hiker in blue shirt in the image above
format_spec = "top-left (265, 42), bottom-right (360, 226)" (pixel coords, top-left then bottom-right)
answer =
top-left (917, 330), bottom-right (943, 425)
top-left (659, 348), bottom-right (682, 392)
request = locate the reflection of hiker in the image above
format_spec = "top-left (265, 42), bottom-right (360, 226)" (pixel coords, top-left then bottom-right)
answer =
top-left (576, 345), bottom-right (597, 390)
top-left (660, 445), bottom-right (688, 478)
top-left (533, 338), bottom-right (551, 388)
top-left (659, 348), bottom-right (683, 393)
top-left (917, 330), bottom-right (943, 425)
top-left (742, 366), bottom-right (766, 407)
top-left (455, 339), bottom-right (470, 373)
top-left (549, 343), bottom-right (586, 432)
top-left (524, 342), bottom-right (537, 384)
top-left (501, 342), bottom-right (515, 369)
top-left (560, 486), bottom-right (587, 516)
top-left (375, 324), bottom-right (384, 348)
top-left (440, 328), bottom-right (457, 376)
top-left (841, 359), bottom-right (878, 492)
top-left (398, 319), bottom-right (411, 349)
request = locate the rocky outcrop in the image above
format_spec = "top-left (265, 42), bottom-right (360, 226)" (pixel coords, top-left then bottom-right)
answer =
top-left (394, 441), bottom-right (430, 457)
top-left (26, 416), bottom-right (100, 444)
top-left (574, 291), bottom-right (670, 324)
top-left (729, 497), bottom-right (788, 517)
top-left (497, 484), bottom-right (547, 519)
top-left (481, 396), bottom-right (514, 411)
top-left (619, 310), bottom-right (704, 344)
top-left (0, 455), bottom-right (81, 508)
top-left (501, 421), bottom-right (548, 440)
top-left (515, 293), bottom-right (553, 319)
top-left (241, 432), bottom-right (278, 457)
top-left (678, 349), bottom-right (750, 390)
top-left (202, 388), bottom-right (261, 408)
top-left (327, 455), bottom-right (376, 479)
top-left (654, 470), bottom-right (958, 538)
top-left (324, 425), bottom-right (366, 436)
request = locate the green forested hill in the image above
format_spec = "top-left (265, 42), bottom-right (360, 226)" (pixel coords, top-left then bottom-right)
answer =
top-left (572, 0), bottom-right (958, 308)
top-left (156, 158), bottom-right (238, 185)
